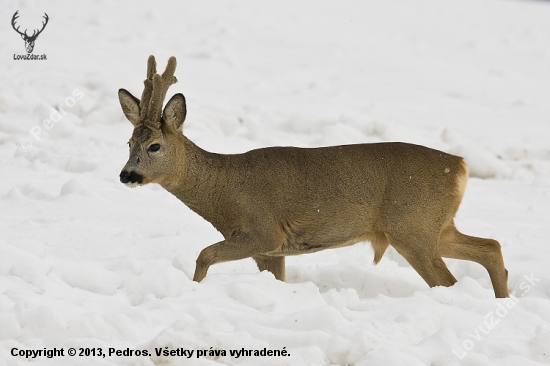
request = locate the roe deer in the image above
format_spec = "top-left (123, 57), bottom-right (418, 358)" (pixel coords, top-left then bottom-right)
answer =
top-left (118, 55), bottom-right (509, 298)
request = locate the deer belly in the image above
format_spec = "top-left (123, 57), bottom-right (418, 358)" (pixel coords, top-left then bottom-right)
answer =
top-left (270, 217), bottom-right (371, 256)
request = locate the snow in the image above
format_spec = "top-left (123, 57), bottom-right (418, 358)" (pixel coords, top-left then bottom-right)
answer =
top-left (1, 0), bottom-right (550, 365)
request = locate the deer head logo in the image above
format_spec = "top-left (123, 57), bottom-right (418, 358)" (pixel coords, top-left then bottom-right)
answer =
top-left (12, 11), bottom-right (49, 54)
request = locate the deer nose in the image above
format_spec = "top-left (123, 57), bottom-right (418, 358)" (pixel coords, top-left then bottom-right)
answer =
top-left (120, 170), bottom-right (143, 184)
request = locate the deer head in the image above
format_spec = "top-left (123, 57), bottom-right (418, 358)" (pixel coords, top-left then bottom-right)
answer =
top-left (118, 56), bottom-right (187, 187)
top-left (12, 11), bottom-right (49, 54)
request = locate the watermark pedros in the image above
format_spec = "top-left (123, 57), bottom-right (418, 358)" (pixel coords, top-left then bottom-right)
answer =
top-left (18, 89), bottom-right (84, 152)
top-left (451, 273), bottom-right (540, 359)
top-left (12, 10), bottom-right (49, 60)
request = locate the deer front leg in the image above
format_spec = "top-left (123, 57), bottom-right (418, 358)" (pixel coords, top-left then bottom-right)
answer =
top-left (193, 233), bottom-right (279, 282)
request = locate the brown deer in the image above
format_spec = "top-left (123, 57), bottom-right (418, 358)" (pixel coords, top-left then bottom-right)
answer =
top-left (118, 56), bottom-right (509, 298)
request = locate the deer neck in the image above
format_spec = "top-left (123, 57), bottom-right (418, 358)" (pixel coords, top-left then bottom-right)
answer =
top-left (160, 136), bottom-right (229, 223)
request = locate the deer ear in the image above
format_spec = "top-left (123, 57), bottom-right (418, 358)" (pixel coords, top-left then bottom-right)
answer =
top-left (163, 93), bottom-right (186, 132)
top-left (118, 89), bottom-right (141, 127)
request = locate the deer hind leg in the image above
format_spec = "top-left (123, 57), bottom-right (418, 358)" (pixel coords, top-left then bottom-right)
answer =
top-left (387, 232), bottom-right (457, 289)
top-left (253, 255), bottom-right (285, 281)
top-left (439, 222), bottom-right (509, 298)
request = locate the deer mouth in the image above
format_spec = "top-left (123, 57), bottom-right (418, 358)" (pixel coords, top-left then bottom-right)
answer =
top-left (119, 170), bottom-right (144, 187)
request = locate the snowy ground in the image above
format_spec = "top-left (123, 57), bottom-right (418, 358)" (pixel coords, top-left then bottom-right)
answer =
top-left (1, 0), bottom-right (550, 365)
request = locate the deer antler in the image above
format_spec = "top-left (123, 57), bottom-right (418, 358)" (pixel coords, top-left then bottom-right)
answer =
top-left (139, 56), bottom-right (157, 121)
top-left (11, 11), bottom-right (49, 39)
top-left (11, 11), bottom-right (26, 37)
top-left (139, 56), bottom-right (178, 126)
top-left (31, 13), bottom-right (49, 39)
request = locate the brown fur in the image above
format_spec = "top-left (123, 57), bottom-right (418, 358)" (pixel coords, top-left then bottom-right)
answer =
top-left (118, 56), bottom-right (509, 298)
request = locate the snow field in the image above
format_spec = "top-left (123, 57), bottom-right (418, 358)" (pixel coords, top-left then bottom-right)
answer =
top-left (1, 0), bottom-right (550, 365)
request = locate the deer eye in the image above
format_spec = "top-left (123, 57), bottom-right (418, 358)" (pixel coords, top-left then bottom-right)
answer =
top-left (148, 143), bottom-right (160, 152)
